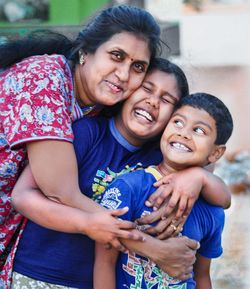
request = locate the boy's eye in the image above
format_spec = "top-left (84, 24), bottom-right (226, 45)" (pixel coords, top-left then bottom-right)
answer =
top-left (174, 120), bottom-right (184, 128)
top-left (194, 127), bottom-right (205, 135)
top-left (133, 62), bottom-right (146, 73)
top-left (110, 51), bottom-right (124, 61)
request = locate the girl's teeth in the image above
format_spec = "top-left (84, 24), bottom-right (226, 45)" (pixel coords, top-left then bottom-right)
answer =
top-left (135, 109), bottom-right (153, 121)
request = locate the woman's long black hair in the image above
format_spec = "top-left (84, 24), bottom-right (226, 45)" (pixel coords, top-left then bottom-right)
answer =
top-left (0, 5), bottom-right (161, 69)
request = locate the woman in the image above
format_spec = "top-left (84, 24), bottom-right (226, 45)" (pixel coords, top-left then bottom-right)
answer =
top-left (11, 58), bottom-right (229, 289)
top-left (0, 5), bottom-right (161, 287)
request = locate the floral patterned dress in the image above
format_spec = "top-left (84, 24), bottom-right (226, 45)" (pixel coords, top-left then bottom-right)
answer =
top-left (0, 54), bottom-right (98, 288)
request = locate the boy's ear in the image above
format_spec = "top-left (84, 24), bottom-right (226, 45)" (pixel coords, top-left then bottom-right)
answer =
top-left (208, 145), bottom-right (226, 164)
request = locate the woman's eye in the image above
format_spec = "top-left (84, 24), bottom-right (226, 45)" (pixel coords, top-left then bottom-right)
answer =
top-left (110, 51), bottom-right (123, 61)
top-left (133, 62), bottom-right (146, 73)
top-left (194, 127), bottom-right (205, 135)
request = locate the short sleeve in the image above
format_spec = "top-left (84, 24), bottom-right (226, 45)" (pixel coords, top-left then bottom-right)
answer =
top-left (100, 178), bottom-right (134, 221)
top-left (198, 208), bottom-right (225, 258)
top-left (72, 118), bottom-right (96, 167)
top-left (0, 55), bottom-right (74, 148)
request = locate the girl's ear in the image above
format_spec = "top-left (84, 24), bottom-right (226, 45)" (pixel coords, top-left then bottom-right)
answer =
top-left (208, 145), bottom-right (226, 164)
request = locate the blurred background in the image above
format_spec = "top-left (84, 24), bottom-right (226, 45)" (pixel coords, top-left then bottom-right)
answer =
top-left (0, 0), bottom-right (249, 288)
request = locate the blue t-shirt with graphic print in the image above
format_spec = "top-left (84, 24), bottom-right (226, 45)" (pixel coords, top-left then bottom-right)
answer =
top-left (100, 167), bottom-right (225, 289)
top-left (13, 116), bottom-right (162, 289)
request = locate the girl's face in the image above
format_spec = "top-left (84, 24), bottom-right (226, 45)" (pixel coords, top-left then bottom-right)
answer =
top-left (115, 69), bottom-right (181, 146)
top-left (76, 32), bottom-right (150, 106)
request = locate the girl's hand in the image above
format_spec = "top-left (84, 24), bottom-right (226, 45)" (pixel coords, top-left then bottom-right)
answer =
top-left (136, 206), bottom-right (186, 239)
top-left (86, 207), bottom-right (145, 252)
top-left (143, 168), bottom-right (204, 219)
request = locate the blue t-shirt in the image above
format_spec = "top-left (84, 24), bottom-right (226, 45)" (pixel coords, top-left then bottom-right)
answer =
top-left (100, 167), bottom-right (225, 289)
top-left (13, 117), bottom-right (162, 289)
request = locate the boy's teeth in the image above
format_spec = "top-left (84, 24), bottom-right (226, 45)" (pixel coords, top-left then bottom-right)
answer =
top-left (172, 142), bottom-right (190, 151)
top-left (135, 109), bottom-right (153, 121)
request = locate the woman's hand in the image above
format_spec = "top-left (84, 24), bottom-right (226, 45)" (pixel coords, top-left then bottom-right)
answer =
top-left (86, 207), bottom-right (145, 252)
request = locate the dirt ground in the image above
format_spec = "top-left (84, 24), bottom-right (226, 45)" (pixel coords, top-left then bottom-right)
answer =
top-left (211, 192), bottom-right (250, 288)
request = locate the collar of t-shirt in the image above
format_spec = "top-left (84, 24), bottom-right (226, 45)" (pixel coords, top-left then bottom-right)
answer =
top-left (109, 118), bottom-right (142, 152)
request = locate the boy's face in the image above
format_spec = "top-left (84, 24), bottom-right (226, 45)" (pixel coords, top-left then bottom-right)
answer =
top-left (160, 105), bottom-right (225, 170)
top-left (115, 69), bottom-right (180, 146)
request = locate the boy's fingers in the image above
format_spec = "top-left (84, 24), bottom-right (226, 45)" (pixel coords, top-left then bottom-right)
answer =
top-left (175, 196), bottom-right (188, 218)
top-left (144, 190), bottom-right (162, 207)
top-left (182, 199), bottom-right (194, 219)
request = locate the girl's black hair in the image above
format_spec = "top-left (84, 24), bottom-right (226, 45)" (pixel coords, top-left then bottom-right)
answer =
top-left (148, 57), bottom-right (189, 99)
top-left (0, 5), bottom-right (161, 69)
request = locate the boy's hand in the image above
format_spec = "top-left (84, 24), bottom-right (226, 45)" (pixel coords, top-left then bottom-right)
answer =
top-left (85, 207), bottom-right (145, 252)
top-left (144, 167), bottom-right (204, 219)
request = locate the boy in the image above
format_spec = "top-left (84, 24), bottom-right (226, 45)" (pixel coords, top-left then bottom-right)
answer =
top-left (95, 92), bottom-right (233, 289)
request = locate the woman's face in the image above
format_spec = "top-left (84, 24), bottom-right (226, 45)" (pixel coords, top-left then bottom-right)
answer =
top-left (115, 69), bottom-right (181, 146)
top-left (76, 32), bottom-right (150, 106)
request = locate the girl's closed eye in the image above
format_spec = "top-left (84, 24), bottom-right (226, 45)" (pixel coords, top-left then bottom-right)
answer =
top-left (161, 95), bottom-right (175, 105)
top-left (142, 84), bottom-right (152, 93)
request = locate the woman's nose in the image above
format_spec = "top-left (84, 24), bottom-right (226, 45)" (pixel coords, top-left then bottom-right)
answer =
top-left (115, 64), bottom-right (130, 82)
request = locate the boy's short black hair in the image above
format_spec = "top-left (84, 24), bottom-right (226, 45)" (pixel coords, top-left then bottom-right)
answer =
top-left (175, 92), bottom-right (233, 145)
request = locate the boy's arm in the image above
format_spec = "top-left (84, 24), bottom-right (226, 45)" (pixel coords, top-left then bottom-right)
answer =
top-left (94, 243), bottom-right (118, 289)
top-left (193, 254), bottom-right (212, 289)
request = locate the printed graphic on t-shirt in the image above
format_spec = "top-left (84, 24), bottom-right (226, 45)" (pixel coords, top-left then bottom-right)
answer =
top-left (92, 163), bottom-right (143, 203)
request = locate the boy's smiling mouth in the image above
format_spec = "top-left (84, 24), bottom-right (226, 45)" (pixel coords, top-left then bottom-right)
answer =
top-left (170, 141), bottom-right (192, 152)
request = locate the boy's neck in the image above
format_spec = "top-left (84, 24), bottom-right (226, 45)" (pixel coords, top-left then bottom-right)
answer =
top-left (155, 162), bottom-right (176, 177)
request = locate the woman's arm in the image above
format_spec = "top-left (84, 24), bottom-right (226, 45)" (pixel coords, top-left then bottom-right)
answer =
top-left (121, 232), bottom-right (199, 280)
top-left (193, 254), bottom-right (212, 289)
top-left (12, 165), bottom-right (145, 250)
top-left (94, 243), bottom-right (118, 289)
top-left (27, 140), bottom-right (90, 209)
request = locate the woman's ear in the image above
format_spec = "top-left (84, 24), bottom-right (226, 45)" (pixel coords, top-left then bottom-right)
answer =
top-left (208, 145), bottom-right (226, 164)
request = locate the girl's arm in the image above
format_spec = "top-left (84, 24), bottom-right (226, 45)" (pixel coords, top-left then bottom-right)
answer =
top-left (94, 243), bottom-right (118, 289)
top-left (193, 254), bottom-right (212, 289)
top-left (137, 167), bottom-right (230, 227)
top-left (12, 165), bottom-right (144, 251)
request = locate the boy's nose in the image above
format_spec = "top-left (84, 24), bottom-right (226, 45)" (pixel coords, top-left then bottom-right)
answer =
top-left (177, 129), bottom-right (191, 140)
